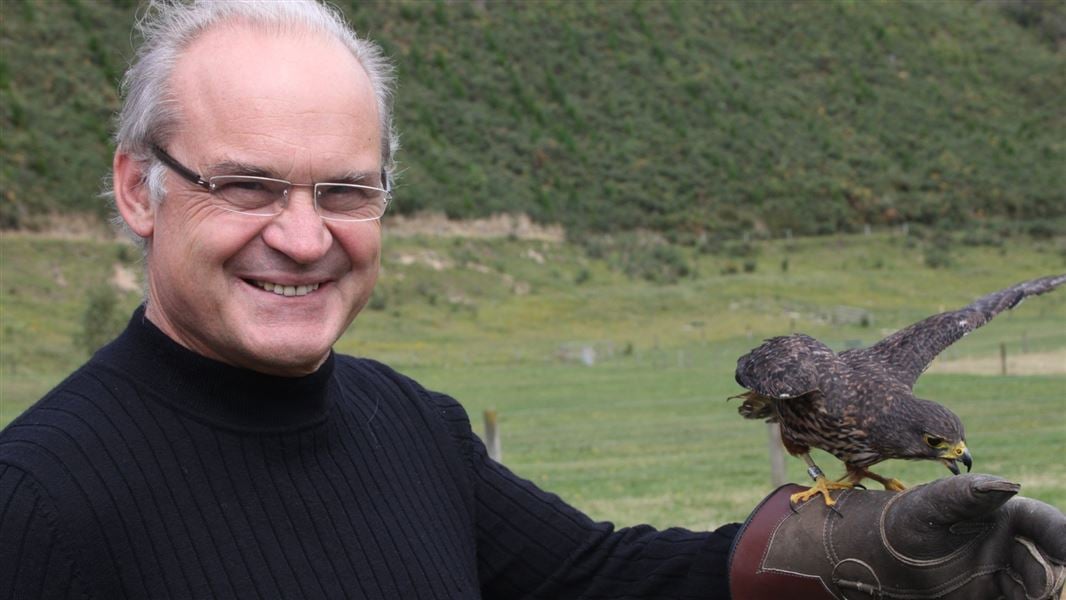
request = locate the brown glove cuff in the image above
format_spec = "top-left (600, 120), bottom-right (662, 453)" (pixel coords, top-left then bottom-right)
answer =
top-left (728, 484), bottom-right (837, 600)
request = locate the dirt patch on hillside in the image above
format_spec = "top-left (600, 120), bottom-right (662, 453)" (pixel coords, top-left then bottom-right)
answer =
top-left (111, 263), bottom-right (140, 293)
top-left (929, 350), bottom-right (1066, 376)
top-left (3, 213), bottom-right (118, 240)
top-left (384, 212), bottom-right (564, 242)
top-left (5, 211), bottom-right (566, 242)
top-left (392, 250), bottom-right (452, 271)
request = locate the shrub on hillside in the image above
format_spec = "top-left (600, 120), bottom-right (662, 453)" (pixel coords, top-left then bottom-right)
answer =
top-left (726, 241), bottom-right (759, 258)
top-left (368, 285), bottom-right (389, 311)
top-left (622, 244), bottom-right (692, 284)
top-left (924, 235), bottom-right (954, 269)
top-left (76, 283), bottom-right (125, 356)
top-left (961, 229), bottom-right (1005, 248)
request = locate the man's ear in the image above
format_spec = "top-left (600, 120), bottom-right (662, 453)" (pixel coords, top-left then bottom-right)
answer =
top-left (113, 152), bottom-right (156, 238)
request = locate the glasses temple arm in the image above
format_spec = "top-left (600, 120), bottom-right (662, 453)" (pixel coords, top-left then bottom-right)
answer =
top-left (151, 145), bottom-right (212, 191)
top-left (381, 169), bottom-right (391, 194)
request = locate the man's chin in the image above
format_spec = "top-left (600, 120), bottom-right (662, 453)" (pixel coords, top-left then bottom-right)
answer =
top-left (233, 334), bottom-right (335, 377)
top-left (241, 350), bottom-right (331, 377)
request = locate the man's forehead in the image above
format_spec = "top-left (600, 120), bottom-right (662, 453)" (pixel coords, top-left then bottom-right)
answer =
top-left (169, 22), bottom-right (376, 120)
top-left (166, 22), bottom-right (382, 171)
top-left (179, 20), bottom-right (364, 74)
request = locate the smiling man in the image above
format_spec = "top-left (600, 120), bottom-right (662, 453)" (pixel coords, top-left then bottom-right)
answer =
top-left (1, 2), bottom-right (1063, 599)
top-left (114, 20), bottom-right (384, 375)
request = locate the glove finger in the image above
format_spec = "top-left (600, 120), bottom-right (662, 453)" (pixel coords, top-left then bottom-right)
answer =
top-left (1005, 537), bottom-right (1062, 599)
top-left (883, 477), bottom-right (1013, 559)
top-left (887, 475), bottom-right (1017, 534)
top-left (995, 571), bottom-right (1029, 600)
top-left (1007, 497), bottom-right (1066, 563)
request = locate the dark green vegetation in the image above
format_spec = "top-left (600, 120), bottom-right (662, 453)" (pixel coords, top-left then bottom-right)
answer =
top-left (2, 1), bottom-right (1064, 236)
top-left (3, 231), bottom-right (1064, 523)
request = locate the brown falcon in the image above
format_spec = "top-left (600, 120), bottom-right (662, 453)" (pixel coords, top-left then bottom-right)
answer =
top-left (733, 273), bottom-right (1066, 506)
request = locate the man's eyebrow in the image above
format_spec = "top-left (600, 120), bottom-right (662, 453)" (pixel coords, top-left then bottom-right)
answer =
top-left (204, 159), bottom-right (276, 178)
top-left (204, 161), bottom-right (383, 185)
top-left (332, 169), bottom-right (385, 185)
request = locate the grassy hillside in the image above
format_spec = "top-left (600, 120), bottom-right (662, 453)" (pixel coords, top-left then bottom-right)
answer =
top-left (2, 0), bottom-right (1064, 236)
top-left (3, 231), bottom-right (1064, 523)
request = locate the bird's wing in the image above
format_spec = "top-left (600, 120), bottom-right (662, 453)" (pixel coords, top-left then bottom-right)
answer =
top-left (735, 334), bottom-right (841, 399)
top-left (842, 273), bottom-right (1066, 388)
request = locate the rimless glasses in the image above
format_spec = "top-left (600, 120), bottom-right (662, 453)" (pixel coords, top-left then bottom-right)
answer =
top-left (151, 145), bottom-right (390, 222)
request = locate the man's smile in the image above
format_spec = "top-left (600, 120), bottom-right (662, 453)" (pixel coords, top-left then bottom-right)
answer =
top-left (250, 279), bottom-right (323, 297)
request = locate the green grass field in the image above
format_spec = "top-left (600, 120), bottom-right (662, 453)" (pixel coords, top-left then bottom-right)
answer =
top-left (2, 229), bottom-right (1064, 526)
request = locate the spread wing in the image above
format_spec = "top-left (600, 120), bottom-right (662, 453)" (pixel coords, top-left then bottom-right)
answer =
top-left (735, 334), bottom-right (841, 399)
top-left (842, 273), bottom-right (1066, 388)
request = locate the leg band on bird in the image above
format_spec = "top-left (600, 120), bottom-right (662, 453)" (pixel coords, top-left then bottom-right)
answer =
top-left (790, 454), bottom-right (853, 506)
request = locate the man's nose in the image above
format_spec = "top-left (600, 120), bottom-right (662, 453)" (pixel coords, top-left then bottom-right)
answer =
top-left (260, 187), bottom-right (332, 264)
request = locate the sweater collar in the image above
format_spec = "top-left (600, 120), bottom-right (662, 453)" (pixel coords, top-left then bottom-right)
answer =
top-left (98, 305), bottom-right (335, 431)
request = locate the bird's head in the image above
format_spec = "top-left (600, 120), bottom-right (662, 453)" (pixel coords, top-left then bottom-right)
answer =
top-left (908, 399), bottom-right (972, 475)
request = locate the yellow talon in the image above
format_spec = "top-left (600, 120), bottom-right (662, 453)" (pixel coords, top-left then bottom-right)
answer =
top-left (854, 469), bottom-right (907, 492)
top-left (790, 475), bottom-right (854, 506)
top-left (882, 478), bottom-right (906, 492)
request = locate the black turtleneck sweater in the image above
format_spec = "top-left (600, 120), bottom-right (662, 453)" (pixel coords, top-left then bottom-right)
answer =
top-left (0, 308), bottom-right (738, 599)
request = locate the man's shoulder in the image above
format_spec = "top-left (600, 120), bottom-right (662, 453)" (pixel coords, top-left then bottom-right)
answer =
top-left (331, 353), bottom-right (422, 397)
top-left (332, 353), bottom-right (395, 376)
top-left (332, 354), bottom-right (463, 406)
top-left (0, 359), bottom-right (132, 468)
top-left (330, 353), bottom-right (471, 424)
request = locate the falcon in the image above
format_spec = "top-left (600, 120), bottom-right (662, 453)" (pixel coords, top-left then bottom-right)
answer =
top-left (732, 273), bottom-right (1066, 506)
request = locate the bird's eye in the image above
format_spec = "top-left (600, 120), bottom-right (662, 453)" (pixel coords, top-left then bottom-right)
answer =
top-left (923, 435), bottom-right (945, 448)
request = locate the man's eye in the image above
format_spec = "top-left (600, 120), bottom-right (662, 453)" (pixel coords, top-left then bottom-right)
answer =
top-left (210, 177), bottom-right (282, 211)
top-left (319, 185), bottom-right (362, 197)
top-left (318, 185), bottom-right (378, 208)
top-left (219, 180), bottom-right (268, 192)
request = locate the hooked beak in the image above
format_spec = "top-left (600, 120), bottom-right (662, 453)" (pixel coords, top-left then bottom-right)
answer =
top-left (941, 443), bottom-right (972, 475)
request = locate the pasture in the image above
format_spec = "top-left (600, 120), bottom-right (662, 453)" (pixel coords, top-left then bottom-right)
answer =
top-left (1, 227), bottom-right (1064, 526)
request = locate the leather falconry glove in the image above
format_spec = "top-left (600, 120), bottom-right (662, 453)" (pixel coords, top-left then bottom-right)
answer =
top-left (729, 474), bottom-right (1066, 599)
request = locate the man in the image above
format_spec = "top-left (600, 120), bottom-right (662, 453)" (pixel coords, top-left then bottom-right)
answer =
top-left (1, 2), bottom-right (1063, 598)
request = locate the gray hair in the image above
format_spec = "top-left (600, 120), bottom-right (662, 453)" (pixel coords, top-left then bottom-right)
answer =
top-left (110, 0), bottom-right (398, 241)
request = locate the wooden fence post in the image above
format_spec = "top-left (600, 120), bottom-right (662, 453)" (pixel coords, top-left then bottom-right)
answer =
top-left (767, 422), bottom-right (787, 488)
top-left (484, 409), bottom-right (502, 463)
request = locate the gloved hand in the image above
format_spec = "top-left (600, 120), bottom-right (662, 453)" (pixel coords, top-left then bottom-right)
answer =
top-left (728, 474), bottom-right (1066, 599)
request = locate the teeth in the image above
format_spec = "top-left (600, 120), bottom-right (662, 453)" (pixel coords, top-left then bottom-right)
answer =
top-left (253, 280), bottom-right (320, 297)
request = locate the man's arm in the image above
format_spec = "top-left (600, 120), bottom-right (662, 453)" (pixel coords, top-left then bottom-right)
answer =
top-left (0, 463), bottom-right (91, 599)
top-left (426, 389), bottom-right (740, 599)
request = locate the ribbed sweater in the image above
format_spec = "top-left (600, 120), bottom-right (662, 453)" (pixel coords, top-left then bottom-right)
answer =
top-left (0, 308), bottom-right (738, 599)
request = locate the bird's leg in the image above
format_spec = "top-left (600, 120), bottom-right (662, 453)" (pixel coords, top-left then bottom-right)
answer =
top-left (835, 472), bottom-right (865, 490)
top-left (789, 453), bottom-right (854, 506)
top-left (844, 465), bottom-right (906, 492)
